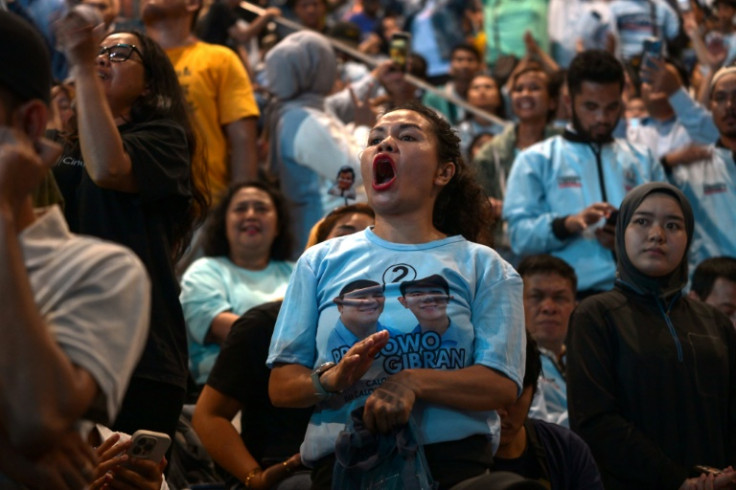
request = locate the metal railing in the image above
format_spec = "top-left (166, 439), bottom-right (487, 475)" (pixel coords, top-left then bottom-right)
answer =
top-left (239, 1), bottom-right (509, 127)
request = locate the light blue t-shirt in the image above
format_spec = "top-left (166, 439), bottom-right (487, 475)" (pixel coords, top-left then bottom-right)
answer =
top-left (326, 320), bottom-right (402, 364)
top-left (181, 256), bottom-right (294, 384)
top-left (410, 320), bottom-right (460, 349)
top-left (267, 228), bottom-right (526, 465)
top-left (609, 0), bottom-right (680, 61)
top-left (529, 347), bottom-right (568, 427)
top-left (626, 116), bottom-right (693, 160)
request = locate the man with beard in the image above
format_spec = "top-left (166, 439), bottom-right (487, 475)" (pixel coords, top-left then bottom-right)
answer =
top-left (663, 67), bottom-right (736, 269)
top-left (503, 50), bottom-right (665, 297)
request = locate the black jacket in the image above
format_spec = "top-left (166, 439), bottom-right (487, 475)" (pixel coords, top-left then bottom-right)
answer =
top-left (567, 283), bottom-right (736, 489)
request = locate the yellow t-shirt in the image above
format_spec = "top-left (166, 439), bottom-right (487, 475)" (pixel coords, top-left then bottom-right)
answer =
top-left (166, 41), bottom-right (260, 201)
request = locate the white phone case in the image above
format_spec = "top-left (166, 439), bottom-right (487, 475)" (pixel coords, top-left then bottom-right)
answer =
top-left (126, 429), bottom-right (171, 462)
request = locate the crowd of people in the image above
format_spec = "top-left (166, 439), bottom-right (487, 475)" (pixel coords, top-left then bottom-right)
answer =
top-left (1, 0), bottom-right (736, 489)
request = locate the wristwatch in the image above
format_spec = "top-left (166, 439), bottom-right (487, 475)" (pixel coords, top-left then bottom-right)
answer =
top-left (311, 361), bottom-right (337, 400)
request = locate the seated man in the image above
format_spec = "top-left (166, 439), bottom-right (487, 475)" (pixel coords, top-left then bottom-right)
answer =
top-left (690, 256), bottom-right (736, 328)
top-left (494, 335), bottom-right (603, 489)
top-left (517, 254), bottom-right (577, 427)
top-left (0, 11), bottom-right (150, 487)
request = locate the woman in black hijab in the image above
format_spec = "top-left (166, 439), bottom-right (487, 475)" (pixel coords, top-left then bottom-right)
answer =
top-left (566, 182), bottom-right (736, 490)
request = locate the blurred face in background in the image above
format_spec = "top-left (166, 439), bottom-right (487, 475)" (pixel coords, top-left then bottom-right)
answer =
top-left (468, 74), bottom-right (502, 114)
top-left (512, 70), bottom-right (554, 123)
top-left (82, 0), bottom-right (119, 28)
top-left (625, 96), bottom-right (647, 120)
top-left (449, 48), bottom-right (480, 85)
top-left (711, 71), bottom-right (736, 139)
top-left (225, 186), bottom-right (279, 267)
top-left (294, 0), bottom-right (326, 31)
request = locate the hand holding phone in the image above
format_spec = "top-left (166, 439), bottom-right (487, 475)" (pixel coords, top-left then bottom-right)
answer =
top-left (389, 32), bottom-right (411, 72)
top-left (126, 430), bottom-right (171, 463)
top-left (605, 210), bottom-right (619, 227)
top-left (640, 37), bottom-right (662, 83)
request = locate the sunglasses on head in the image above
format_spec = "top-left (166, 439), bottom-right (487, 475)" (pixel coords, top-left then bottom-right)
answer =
top-left (98, 43), bottom-right (143, 63)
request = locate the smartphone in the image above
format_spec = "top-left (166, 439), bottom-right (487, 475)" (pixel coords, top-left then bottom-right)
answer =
top-left (605, 210), bottom-right (619, 227)
top-left (389, 32), bottom-right (411, 72)
top-left (642, 37), bottom-right (662, 68)
top-left (126, 430), bottom-right (171, 463)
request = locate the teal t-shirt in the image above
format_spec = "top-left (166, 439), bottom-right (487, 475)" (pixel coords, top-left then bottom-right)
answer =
top-left (181, 256), bottom-right (294, 384)
top-left (483, 0), bottom-right (549, 66)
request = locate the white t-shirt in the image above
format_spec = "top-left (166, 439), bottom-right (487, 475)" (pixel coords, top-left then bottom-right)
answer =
top-left (21, 206), bottom-right (150, 423)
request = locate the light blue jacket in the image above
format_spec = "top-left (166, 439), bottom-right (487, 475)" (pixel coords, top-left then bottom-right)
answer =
top-left (668, 145), bottom-right (736, 269)
top-left (503, 133), bottom-right (666, 291)
top-left (668, 87), bottom-right (719, 144)
top-left (529, 347), bottom-right (568, 427)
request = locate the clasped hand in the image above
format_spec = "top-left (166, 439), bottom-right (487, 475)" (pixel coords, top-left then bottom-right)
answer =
top-left (363, 374), bottom-right (416, 434)
top-left (318, 330), bottom-right (417, 433)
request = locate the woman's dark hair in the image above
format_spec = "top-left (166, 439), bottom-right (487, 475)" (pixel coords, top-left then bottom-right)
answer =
top-left (202, 181), bottom-right (294, 262)
top-left (510, 64), bottom-right (561, 123)
top-left (110, 30), bottom-right (210, 260)
top-left (123, 31), bottom-right (190, 127)
top-left (385, 102), bottom-right (495, 246)
top-left (316, 203), bottom-right (375, 243)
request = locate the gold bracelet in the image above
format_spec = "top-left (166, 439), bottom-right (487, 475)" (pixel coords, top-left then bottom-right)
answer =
top-left (244, 467), bottom-right (262, 489)
top-left (282, 460), bottom-right (293, 476)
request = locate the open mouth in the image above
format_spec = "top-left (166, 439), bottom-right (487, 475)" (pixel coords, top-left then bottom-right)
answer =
top-left (516, 99), bottom-right (534, 110)
top-left (240, 224), bottom-right (261, 235)
top-left (372, 154), bottom-right (397, 190)
top-left (97, 71), bottom-right (109, 80)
